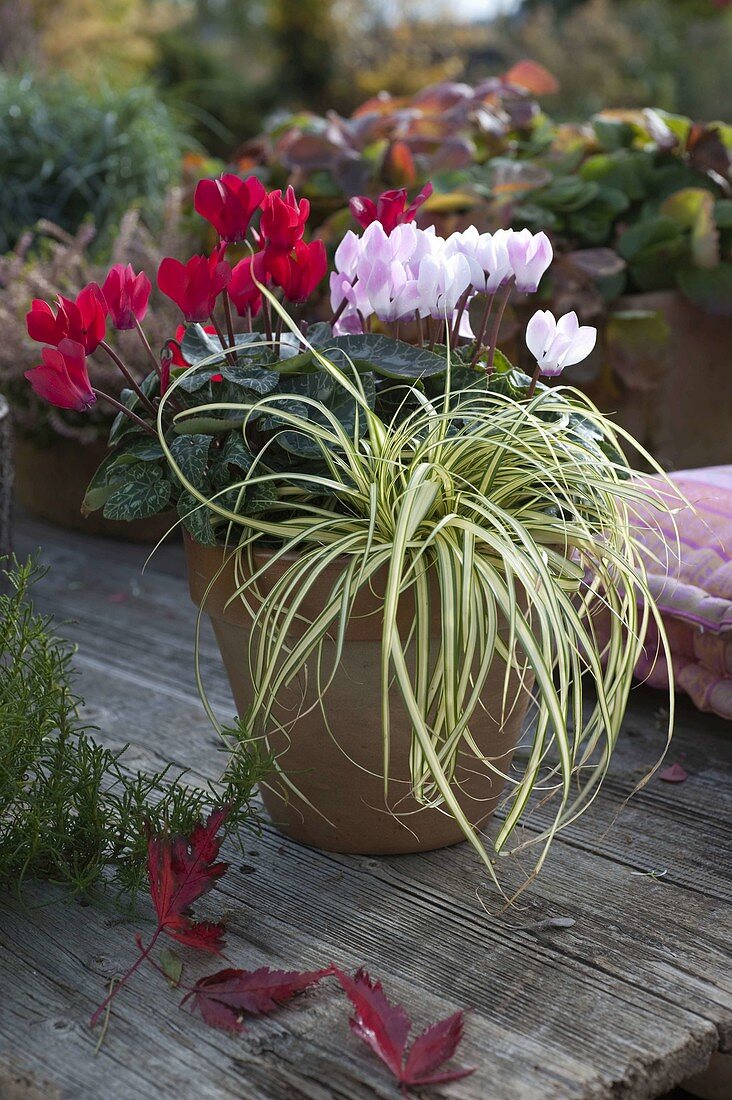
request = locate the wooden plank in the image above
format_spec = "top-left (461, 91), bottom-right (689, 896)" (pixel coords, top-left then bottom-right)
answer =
top-left (1, 516), bottom-right (730, 1099)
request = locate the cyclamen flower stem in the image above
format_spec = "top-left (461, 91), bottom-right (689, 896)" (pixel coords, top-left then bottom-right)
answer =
top-left (263, 298), bottom-right (273, 346)
top-left (469, 292), bottom-right (496, 368)
top-left (415, 312), bottom-right (425, 347)
top-left (209, 314), bottom-right (236, 367)
top-left (485, 282), bottom-right (513, 374)
top-left (89, 927), bottom-right (162, 1028)
top-left (223, 291), bottom-right (237, 351)
top-left (450, 288), bottom-right (472, 349)
top-left (99, 340), bottom-right (156, 416)
top-left (92, 389), bottom-right (157, 437)
top-left (527, 365), bottom-right (542, 398)
top-left (133, 319), bottom-right (163, 379)
top-left (246, 307), bottom-right (253, 334)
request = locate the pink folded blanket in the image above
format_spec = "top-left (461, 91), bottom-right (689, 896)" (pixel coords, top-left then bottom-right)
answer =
top-left (623, 466), bottom-right (732, 720)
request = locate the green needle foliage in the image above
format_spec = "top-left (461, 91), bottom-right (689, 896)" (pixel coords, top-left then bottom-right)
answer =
top-left (0, 558), bottom-right (266, 904)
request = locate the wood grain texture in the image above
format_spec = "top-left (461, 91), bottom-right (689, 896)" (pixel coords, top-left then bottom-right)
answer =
top-left (1, 515), bottom-right (730, 1100)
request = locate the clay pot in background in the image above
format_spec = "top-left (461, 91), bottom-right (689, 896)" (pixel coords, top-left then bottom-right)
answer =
top-left (185, 536), bottom-right (533, 856)
top-left (14, 436), bottom-right (174, 543)
top-left (580, 291), bottom-right (732, 472)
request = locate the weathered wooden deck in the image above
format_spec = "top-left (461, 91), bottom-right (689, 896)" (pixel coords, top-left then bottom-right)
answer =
top-left (1, 513), bottom-right (730, 1100)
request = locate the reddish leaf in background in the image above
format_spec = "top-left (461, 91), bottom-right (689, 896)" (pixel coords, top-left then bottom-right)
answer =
top-left (659, 763), bottom-right (689, 783)
top-left (182, 966), bottom-right (330, 1033)
top-left (331, 966), bottom-right (475, 1091)
top-left (147, 806), bottom-right (230, 952)
top-left (503, 60), bottom-right (559, 97)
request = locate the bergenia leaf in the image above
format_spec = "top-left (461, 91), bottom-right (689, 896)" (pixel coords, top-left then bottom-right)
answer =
top-left (146, 806), bottom-right (230, 953)
top-left (183, 966), bottom-right (330, 1033)
top-left (331, 966), bottom-right (474, 1090)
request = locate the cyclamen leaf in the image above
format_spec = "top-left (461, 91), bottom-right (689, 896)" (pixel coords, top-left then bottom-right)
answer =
top-left (183, 966), bottom-right (330, 1033)
top-left (146, 806), bottom-right (230, 953)
top-left (102, 465), bottom-right (172, 521)
top-left (169, 434), bottom-right (211, 491)
top-left (178, 491), bottom-right (217, 547)
top-left (331, 966), bottom-right (474, 1089)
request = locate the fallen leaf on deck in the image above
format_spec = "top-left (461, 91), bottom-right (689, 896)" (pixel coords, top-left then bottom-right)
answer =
top-left (182, 966), bottom-right (330, 1032)
top-left (331, 965), bottom-right (475, 1091)
top-left (659, 763), bottom-right (688, 783)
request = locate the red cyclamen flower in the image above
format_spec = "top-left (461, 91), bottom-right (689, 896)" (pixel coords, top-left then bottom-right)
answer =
top-left (349, 182), bottom-right (434, 234)
top-left (26, 283), bottom-right (108, 355)
top-left (259, 186), bottom-right (310, 252)
top-left (227, 253), bottom-right (267, 317)
top-left (194, 174), bottom-right (266, 243)
top-left (24, 338), bottom-right (95, 412)
top-left (157, 247), bottom-right (231, 323)
top-left (102, 264), bottom-right (152, 330)
top-left (266, 239), bottom-right (327, 303)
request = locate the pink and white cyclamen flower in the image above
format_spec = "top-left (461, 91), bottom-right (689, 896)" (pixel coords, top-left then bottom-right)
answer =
top-left (331, 222), bottom-right (555, 334)
top-left (525, 310), bottom-right (597, 377)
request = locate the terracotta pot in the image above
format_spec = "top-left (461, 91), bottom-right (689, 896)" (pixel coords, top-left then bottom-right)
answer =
top-left (588, 291), bottom-right (732, 472)
top-left (14, 436), bottom-right (174, 543)
top-left (682, 1052), bottom-right (732, 1100)
top-left (185, 536), bottom-right (533, 855)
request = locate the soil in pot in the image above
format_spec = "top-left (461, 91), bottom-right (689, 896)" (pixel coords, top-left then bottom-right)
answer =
top-left (185, 537), bottom-right (534, 857)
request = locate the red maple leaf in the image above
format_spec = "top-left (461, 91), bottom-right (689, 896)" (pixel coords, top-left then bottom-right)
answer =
top-left (147, 806), bottom-right (229, 952)
top-left (330, 966), bottom-right (475, 1092)
top-left (90, 807), bottom-right (231, 1028)
top-left (182, 966), bottom-right (330, 1033)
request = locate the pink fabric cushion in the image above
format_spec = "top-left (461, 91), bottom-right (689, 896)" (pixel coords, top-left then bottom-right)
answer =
top-left (627, 466), bottom-right (732, 719)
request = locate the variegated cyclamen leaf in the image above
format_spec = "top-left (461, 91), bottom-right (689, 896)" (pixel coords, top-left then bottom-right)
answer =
top-left (169, 434), bottom-right (211, 491)
top-left (103, 465), bottom-right (172, 521)
top-left (178, 491), bottom-right (217, 547)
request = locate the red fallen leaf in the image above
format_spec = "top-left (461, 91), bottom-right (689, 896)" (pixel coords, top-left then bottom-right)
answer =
top-left (331, 966), bottom-right (475, 1091)
top-left (90, 807), bottom-right (231, 1027)
top-left (659, 763), bottom-right (688, 783)
top-left (182, 966), bottom-right (330, 1033)
top-left (147, 805), bottom-right (230, 952)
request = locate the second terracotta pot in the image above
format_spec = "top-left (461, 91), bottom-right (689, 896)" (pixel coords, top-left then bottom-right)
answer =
top-left (185, 537), bottom-right (533, 856)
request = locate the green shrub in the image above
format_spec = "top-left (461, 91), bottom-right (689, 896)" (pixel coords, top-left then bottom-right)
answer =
top-left (0, 73), bottom-right (188, 253)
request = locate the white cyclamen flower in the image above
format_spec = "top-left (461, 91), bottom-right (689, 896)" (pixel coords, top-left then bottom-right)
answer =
top-left (525, 310), bottom-right (597, 377)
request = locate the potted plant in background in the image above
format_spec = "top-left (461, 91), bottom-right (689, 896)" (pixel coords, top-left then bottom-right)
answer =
top-left (248, 77), bottom-right (732, 469)
top-left (0, 203), bottom-right (193, 540)
top-left (23, 174), bottom-right (674, 883)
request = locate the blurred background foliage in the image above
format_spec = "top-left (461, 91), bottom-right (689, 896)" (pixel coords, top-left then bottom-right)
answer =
top-left (1, 2), bottom-right (730, 157)
top-left (0, 0), bottom-right (729, 460)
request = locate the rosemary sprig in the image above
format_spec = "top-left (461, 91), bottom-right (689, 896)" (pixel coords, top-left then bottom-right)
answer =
top-left (0, 557), bottom-right (267, 906)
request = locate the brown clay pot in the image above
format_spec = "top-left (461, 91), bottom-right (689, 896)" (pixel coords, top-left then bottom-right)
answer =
top-left (590, 291), bottom-right (732, 472)
top-left (185, 536), bottom-right (533, 856)
top-left (14, 436), bottom-right (175, 543)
